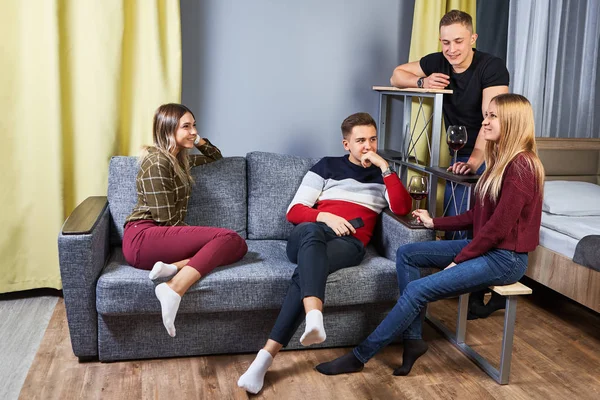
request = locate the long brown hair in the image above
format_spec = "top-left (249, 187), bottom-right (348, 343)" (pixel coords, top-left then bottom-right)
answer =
top-left (475, 94), bottom-right (545, 203)
top-left (140, 103), bottom-right (194, 185)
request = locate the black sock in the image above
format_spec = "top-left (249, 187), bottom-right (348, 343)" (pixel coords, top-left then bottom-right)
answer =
top-left (393, 339), bottom-right (429, 376)
top-left (315, 352), bottom-right (364, 375)
top-left (487, 291), bottom-right (506, 309)
top-left (468, 289), bottom-right (492, 320)
top-left (469, 289), bottom-right (487, 307)
top-left (469, 292), bottom-right (506, 319)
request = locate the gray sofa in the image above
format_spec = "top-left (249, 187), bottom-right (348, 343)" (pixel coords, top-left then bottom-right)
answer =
top-left (58, 151), bottom-right (434, 362)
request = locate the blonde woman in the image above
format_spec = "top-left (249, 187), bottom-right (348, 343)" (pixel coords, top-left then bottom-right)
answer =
top-left (122, 103), bottom-right (247, 338)
top-left (316, 93), bottom-right (544, 376)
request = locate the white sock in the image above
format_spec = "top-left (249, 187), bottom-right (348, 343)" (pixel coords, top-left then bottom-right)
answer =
top-left (149, 261), bottom-right (178, 280)
top-left (155, 283), bottom-right (181, 337)
top-left (300, 309), bottom-right (326, 346)
top-left (237, 349), bottom-right (273, 394)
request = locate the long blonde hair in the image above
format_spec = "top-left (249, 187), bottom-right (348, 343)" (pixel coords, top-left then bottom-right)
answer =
top-left (140, 103), bottom-right (194, 185)
top-left (475, 94), bottom-right (545, 204)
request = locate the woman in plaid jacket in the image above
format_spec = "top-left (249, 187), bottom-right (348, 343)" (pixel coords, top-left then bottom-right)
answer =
top-left (122, 103), bottom-right (247, 338)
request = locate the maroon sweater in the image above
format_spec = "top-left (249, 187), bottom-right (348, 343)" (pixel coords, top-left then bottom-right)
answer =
top-left (433, 154), bottom-right (543, 264)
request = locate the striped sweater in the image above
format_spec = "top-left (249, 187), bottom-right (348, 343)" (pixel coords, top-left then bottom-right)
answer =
top-left (287, 155), bottom-right (412, 245)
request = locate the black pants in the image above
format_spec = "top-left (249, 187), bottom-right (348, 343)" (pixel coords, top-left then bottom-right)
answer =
top-left (268, 222), bottom-right (366, 346)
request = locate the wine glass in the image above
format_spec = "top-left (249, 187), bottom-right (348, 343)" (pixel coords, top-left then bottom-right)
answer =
top-left (446, 125), bottom-right (468, 173)
top-left (408, 176), bottom-right (429, 224)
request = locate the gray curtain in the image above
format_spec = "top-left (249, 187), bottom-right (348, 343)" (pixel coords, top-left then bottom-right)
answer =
top-left (476, 0), bottom-right (509, 63)
top-left (507, 0), bottom-right (600, 138)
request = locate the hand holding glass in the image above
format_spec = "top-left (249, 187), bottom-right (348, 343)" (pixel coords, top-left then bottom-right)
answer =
top-left (408, 176), bottom-right (429, 224)
top-left (446, 125), bottom-right (467, 173)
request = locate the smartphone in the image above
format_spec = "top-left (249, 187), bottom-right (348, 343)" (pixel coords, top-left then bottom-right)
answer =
top-left (348, 217), bottom-right (364, 229)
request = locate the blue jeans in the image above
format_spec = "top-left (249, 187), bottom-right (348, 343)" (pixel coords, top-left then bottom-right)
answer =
top-left (353, 240), bottom-right (528, 363)
top-left (269, 222), bottom-right (365, 346)
top-left (443, 156), bottom-right (486, 239)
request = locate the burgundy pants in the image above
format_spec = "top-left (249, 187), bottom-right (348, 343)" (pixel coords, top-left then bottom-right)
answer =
top-left (122, 220), bottom-right (248, 276)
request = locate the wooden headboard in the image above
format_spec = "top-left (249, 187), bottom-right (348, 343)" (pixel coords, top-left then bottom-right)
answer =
top-left (536, 138), bottom-right (600, 184)
top-left (528, 138), bottom-right (600, 314)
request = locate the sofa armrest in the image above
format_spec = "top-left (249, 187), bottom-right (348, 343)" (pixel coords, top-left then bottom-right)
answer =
top-left (373, 209), bottom-right (435, 261)
top-left (58, 196), bottom-right (110, 360)
top-left (62, 196), bottom-right (108, 234)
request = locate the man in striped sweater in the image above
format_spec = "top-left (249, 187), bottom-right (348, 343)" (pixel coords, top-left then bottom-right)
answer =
top-left (238, 112), bottom-right (413, 394)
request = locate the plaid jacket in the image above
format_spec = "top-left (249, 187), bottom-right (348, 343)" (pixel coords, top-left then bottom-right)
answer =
top-left (125, 140), bottom-right (222, 226)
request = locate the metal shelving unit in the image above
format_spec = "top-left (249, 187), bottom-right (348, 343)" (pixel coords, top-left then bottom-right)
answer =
top-left (373, 86), bottom-right (452, 217)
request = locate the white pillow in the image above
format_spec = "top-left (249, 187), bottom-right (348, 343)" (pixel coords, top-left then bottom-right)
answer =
top-left (543, 181), bottom-right (600, 216)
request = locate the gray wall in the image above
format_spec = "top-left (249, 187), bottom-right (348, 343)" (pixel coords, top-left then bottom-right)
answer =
top-left (181, 0), bottom-right (415, 157)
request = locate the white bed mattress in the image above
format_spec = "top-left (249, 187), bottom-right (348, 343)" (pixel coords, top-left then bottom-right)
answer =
top-left (539, 212), bottom-right (600, 259)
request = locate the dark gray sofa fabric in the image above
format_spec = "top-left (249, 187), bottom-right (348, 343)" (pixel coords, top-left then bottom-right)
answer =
top-left (573, 235), bottom-right (600, 272)
top-left (58, 205), bottom-right (110, 359)
top-left (98, 302), bottom-right (400, 361)
top-left (96, 242), bottom-right (399, 316)
top-left (247, 151), bottom-right (320, 240)
top-left (107, 156), bottom-right (248, 244)
top-left (59, 151), bottom-right (435, 361)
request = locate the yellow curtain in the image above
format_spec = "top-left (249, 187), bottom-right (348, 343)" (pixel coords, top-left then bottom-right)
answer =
top-left (408, 0), bottom-right (476, 216)
top-left (0, 0), bottom-right (181, 293)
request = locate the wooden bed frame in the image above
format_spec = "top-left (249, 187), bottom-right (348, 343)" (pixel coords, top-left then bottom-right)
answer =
top-left (526, 138), bottom-right (600, 313)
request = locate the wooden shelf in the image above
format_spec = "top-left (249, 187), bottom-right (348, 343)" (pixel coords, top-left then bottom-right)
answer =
top-left (425, 166), bottom-right (480, 185)
top-left (372, 86), bottom-right (453, 94)
top-left (373, 84), bottom-right (450, 217)
top-left (378, 149), bottom-right (403, 161)
top-left (390, 213), bottom-right (430, 230)
top-left (400, 161), bottom-right (429, 174)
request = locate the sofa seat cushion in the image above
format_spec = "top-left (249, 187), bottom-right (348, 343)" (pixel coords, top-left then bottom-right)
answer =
top-left (96, 240), bottom-right (400, 316)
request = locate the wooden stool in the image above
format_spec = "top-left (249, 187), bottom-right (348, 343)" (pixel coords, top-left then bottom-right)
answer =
top-left (426, 282), bottom-right (532, 384)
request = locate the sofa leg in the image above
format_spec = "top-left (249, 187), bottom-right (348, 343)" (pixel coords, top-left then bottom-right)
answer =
top-left (77, 355), bottom-right (98, 363)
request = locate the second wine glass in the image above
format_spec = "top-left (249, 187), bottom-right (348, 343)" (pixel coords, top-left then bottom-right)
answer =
top-left (446, 125), bottom-right (468, 173)
top-left (408, 175), bottom-right (429, 224)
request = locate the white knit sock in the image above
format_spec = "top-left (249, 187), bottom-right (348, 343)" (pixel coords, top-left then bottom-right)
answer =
top-left (155, 283), bottom-right (181, 337)
top-left (300, 309), bottom-right (326, 346)
top-left (149, 261), bottom-right (178, 280)
top-left (237, 349), bottom-right (273, 394)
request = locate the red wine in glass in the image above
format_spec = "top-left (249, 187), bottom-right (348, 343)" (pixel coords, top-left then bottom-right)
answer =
top-left (448, 141), bottom-right (465, 152)
top-left (409, 192), bottom-right (427, 201)
top-left (446, 125), bottom-right (468, 173)
top-left (408, 176), bottom-right (429, 223)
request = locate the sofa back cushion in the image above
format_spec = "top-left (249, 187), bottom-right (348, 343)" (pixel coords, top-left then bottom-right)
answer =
top-left (108, 156), bottom-right (247, 244)
top-left (246, 151), bottom-right (319, 240)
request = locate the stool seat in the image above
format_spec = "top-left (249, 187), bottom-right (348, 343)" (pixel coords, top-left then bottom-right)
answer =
top-left (491, 282), bottom-right (532, 296)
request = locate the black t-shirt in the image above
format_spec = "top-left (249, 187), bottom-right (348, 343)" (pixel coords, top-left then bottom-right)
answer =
top-left (420, 49), bottom-right (509, 156)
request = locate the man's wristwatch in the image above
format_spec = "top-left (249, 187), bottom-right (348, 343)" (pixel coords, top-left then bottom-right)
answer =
top-left (382, 165), bottom-right (395, 177)
top-left (417, 77), bottom-right (424, 88)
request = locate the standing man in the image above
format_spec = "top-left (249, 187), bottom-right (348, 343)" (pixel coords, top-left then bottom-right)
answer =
top-left (389, 10), bottom-right (509, 318)
top-left (390, 9), bottom-right (509, 219)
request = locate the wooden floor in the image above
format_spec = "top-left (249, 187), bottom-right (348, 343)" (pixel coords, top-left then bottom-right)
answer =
top-left (0, 290), bottom-right (59, 400)
top-left (20, 281), bottom-right (600, 400)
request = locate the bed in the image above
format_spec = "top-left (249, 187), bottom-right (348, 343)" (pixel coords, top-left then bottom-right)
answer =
top-left (526, 138), bottom-right (600, 313)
